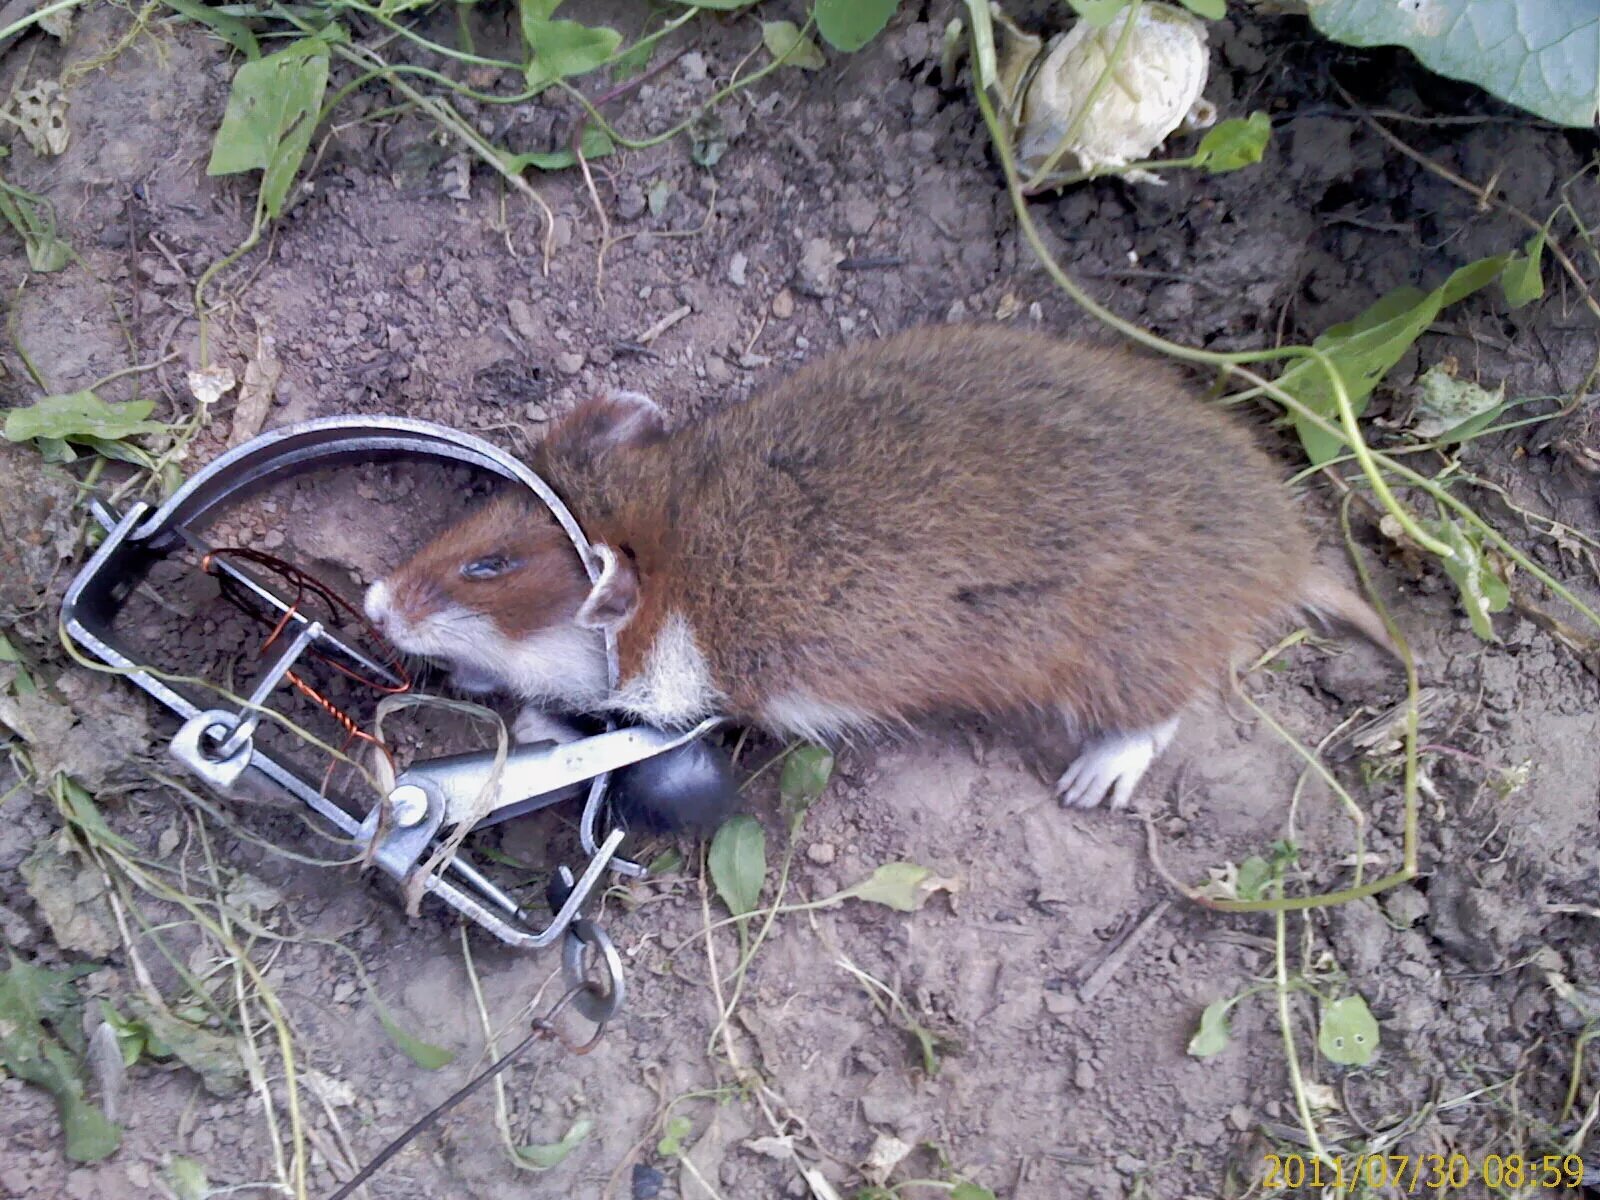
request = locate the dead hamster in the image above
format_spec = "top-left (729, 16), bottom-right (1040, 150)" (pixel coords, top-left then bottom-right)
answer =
top-left (365, 326), bottom-right (1393, 807)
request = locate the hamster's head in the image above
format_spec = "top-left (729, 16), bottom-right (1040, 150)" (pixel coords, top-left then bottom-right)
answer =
top-left (363, 495), bottom-right (612, 709)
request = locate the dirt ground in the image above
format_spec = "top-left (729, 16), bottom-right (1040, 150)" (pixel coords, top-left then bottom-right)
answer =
top-left (3, 3), bottom-right (1599, 1198)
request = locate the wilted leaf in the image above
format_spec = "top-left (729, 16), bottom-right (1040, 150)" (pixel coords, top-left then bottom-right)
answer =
top-left (523, 16), bottom-right (623, 89)
top-left (1192, 112), bottom-right (1270, 173)
top-left (1277, 255), bottom-right (1507, 465)
top-left (11, 82), bottom-right (70, 156)
top-left (831, 862), bottom-right (959, 912)
top-left (1318, 994), bottom-right (1379, 1066)
top-left (1431, 518), bottom-right (1509, 640)
top-left (518, 1117), bottom-right (593, 1168)
top-left (0, 956), bottom-right (120, 1162)
top-left (187, 364), bottom-right (238, 406)
top-left (688, 111), bottom-right (728, 167)
top-left (762, 21), bottom-right (826, 70)
top-left (779, 745), bottom-right (834, 806)
top-left (815, 0), bottom-right (899, 52)
top-left (228, 326), bottom-right (281, 448)
top-left (4, 392), bottom-right (165, 444)
top-left (166, 1156), bottom-right (211, 1200)
top-left (206, 39), bottom-right (330, 217)
top-left (709, 814), bottom-right (766, 917)
top-left (1308, 0), bottom-right (1600, 127)
top-left (126, 999), bottom-right (247, 1096)
top-left (1408, 362), bottom-right (1506, 442)
top-left (20, 836), bottom-right (119, 959)
top-left (373, 994), bottom-right (455, 1069)
top-left (1501, 228), bottom-right (1547, 309)
top-left (862, 1132), bottom-right (914, 1185)
top-left (1187, 998), bottom-right (1232, 1058)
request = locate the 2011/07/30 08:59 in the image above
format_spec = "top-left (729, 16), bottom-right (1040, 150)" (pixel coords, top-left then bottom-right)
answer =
top-left (1262, 1152), bottom-right (1585, 1192)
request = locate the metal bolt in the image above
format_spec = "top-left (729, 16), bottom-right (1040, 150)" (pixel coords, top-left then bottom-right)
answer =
top-left (388, 784), bottom-right (429, 827)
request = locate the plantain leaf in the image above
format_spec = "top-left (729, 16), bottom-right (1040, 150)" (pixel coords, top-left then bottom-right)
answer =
top-left (815, 0), bottom-right (899, 51)
top-left (708, 814), bottom-right (766, 917)
top-left (206, 38), bottom-right (330, 218)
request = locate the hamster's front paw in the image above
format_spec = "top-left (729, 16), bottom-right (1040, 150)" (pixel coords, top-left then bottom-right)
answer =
top-left (1055, 718), bottom-right (1179, 810)
top-left (512, 706), bottom-right (582, 746)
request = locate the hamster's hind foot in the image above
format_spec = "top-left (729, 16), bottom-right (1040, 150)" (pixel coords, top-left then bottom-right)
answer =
top-left (1055, 717), bottom-right (1179, 810)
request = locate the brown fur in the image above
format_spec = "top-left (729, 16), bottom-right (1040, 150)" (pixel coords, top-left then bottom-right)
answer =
top-left (523, 326), bottom-right (1333, 733)
top-left (377, 497), bottom-right (590, 641)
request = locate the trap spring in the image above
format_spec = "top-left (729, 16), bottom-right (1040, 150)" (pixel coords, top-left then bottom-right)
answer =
top-left (61, 416), bottom-right (719, 974)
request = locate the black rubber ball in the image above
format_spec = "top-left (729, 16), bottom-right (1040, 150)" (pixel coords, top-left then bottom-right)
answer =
top-left (608, 735), bottom-right (739, 835)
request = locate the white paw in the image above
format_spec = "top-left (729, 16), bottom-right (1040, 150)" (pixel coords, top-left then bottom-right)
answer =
top-left (1055, 719), bottom-right (1178, 810)
top-left (512, 706), bottom-right (581, 746)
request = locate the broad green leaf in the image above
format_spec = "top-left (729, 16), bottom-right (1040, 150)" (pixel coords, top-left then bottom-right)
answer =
top-left (815, 0), bottom-right (899, 52)
top-left (1432, 519), bottom-right (1509, 640)
top-left (125, 999), bottom-right (247, 1096)
top-left (1277, 255), bottom-right (1507, 465)
top-left (657, 1114), bottom-right (693, 1157)
top-left (1502, 229), bottom-right (1547, 309)
top-left (162, 0), bottom-right (261, 59)
top-left (1318, 994), bottom-right (1379, 1066)
top-left (166, 1156), bottom-right (210, 1200)
top-left (1235, 854), bottom-right (1273, 902)
top-left (519, 0), bottom-right (562, 19)
top-left (708, 814), bottom-right (766, 917)
top-left (1408, 363), bottom-right (1506, 442)
top-left (523, 18), bottom-right (623, 89)
top-left (665, 0), bottom-right (757, 8)
top-left (762, 20), bottom-right (826, 70)
top-left (502, 125), bottom-right (615, 173)
top-left (1192, 112), bottom-right (1270, 173)
top-left (206, 39), bottom-right (330, 218)
top-left (518, 1117), bottom-right (593, 1168)
top-left (4, 392), bottom-right (164, 444)
top-left (373, 995), bottom-right (455, 1069)
top-left (24, 228), bottom-right (70, 272)
top-left (611, 37), bottom-right (655, 80)
top-left (1187, 998), bottom-right (1232, 1057)
top-left (1308, 0), bottom-right (1600, 127)
top-left (0, 956), bottom-right (120, 1162)
top-left (951, 1185), bottom-right (999, 1200)
top-left (1176, 0), bottom-right (1225, 16)
top-left (1065, 0), bottom-right (1133, 27)
top-left (833, 862), bottom-right (956, 912)
top-left (779, 745), bottom-right (834, 805)
top-left (647, 847), bottom-right (684, 875)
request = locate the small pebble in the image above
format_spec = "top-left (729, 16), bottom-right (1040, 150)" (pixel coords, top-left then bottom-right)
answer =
top-left (555, 351), bottom-right (586, 375)
top-left (680, 51), bottom-right (708, 81)
top-left (771, 288), bottom-right (795, 320)
top-left (806, 842), bottom-right (836, 865)
top-left (728, 252), bottom-right (748, 287)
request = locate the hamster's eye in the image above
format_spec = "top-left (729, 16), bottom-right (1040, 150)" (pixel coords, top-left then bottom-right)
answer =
top-left (461, 554), bottom-right (518, 581)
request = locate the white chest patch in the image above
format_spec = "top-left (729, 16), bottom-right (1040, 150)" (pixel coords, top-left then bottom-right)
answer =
top-left (611, 612), bottom-right (723, 728)
top-left (760, 690), bottom-right (877, 743)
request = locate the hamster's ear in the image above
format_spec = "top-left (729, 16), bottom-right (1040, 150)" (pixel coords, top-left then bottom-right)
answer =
top-left (545, 389), bottom-right (667, 462)
top-left (575, 543), bottom-right (639, 631)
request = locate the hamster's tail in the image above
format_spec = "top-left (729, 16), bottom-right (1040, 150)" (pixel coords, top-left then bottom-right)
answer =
top-left (1301, 567), bottom-right (1402, 660)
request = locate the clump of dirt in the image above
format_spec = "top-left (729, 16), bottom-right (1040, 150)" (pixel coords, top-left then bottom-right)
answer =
top-left (2, 4), bottom-right (1598, 1199)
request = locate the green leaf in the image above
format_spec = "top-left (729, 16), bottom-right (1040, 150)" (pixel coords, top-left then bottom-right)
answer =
top-left (951, 1185), bottom-right (999, 1200)
top-left (1307, 0), bottom-right (1600, 127)
top-left (166, 1156), bottom-right (211, 1200)
top-left (833, 863), bottom-right (953, 912)
top-left (373, 995), bottom-right (455, 1070)
top-left (124, 999), bottom-right (247, 1096)
top-left (518, 1117), bottom-right (593, 1168)
top-left (779, 745), bottom-right (834, 805)
top-left (657, 1114), bottom-right (693, 1157)
top-left (610, 37), bottom-right (655, 81)
top-left (815, 0), bottom-right (899, 52)
top-left (1318, 994), bottom-right (1379, 1066)
top-left (162, 0), bottom-right (261, 59)
top-left (24, 229), bottom-right (70, 272)
top-left (1064, 0), bottom-right (1134, 27)
top-left (523, 17), bottom-right (623, 89)
top-left (1501, 228), bottom-right (1547, 309)
top-left (1235, 855), bottom-right (1273, 902)
top-left (647, 847), bottom-right (684, 875)
top-left (0, 956), bottom-right (120, 1162)
top-left (1187, 998), bottom-right (1232, 1057)
top-left (4, 391), bottom-right (165, 444)
top-left (1176, 0), bottom-right (1225, 16)
top-left (1408, 362), bottom-right (1506, 443)
top-left (1431, 518), bottom-right (1509, 640)
top-left (1192, 112), bottom-right (1270, 173)
top-left (502, 125), bottom-right (615, 173)
top-left (1277, 255), bottom-right (1507, 465)
top-left (520, 0), bottom-right (562, 18)
top-left (708, 814), bottom-right (766, 917)
top-left (206, 39), bottom-right (330, 218)
top-left (665, 0), bottom-right (757, 9)
top-left (762, 20), bottom-right (826, 70)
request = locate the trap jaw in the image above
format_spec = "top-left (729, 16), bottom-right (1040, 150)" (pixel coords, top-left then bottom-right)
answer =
top-left (61, 416), bottom-right (717, 975)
